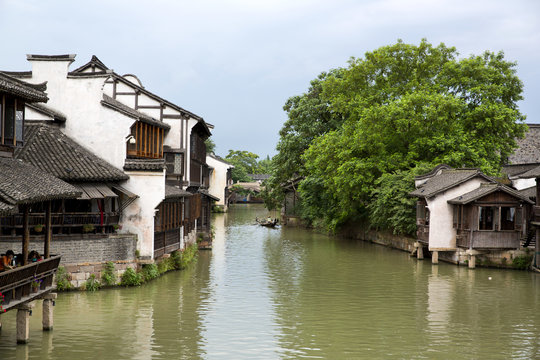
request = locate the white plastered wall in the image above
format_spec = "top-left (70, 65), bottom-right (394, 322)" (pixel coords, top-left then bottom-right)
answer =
top-left (122, 171), bottom-right (165, 258)
top-left (427, 177), bottom-right (486, 250)
top-left (511, 177), bottom-right (536, 190)
top-left (206, 156), bottom-right (232, 206)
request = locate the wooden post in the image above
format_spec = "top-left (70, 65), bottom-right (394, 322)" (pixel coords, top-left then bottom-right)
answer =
top-left (44, 201), bottom-right (52, 259)
top-left (22, 205), bottom-right (29, 266)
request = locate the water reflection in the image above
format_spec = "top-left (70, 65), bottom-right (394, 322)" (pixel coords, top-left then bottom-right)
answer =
top-left (0, 204), bottom-right (538, 359)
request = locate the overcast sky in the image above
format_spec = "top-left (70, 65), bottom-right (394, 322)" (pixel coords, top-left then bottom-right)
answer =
top-left (1, 0), bottom-right (539, 159)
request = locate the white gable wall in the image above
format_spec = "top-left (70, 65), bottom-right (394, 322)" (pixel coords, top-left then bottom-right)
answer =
top-left (207, 156), bottom-right (232, 207)
top-left (511, 178), bottom-right (536, 190)
top-left (427, 177), bottom-right (486, 250)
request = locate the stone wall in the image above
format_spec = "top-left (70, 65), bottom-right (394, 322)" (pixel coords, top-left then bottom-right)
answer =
top-left (0, 234), bottom-right (137, 265)
top-left (0, 233), bottom-right (138, 288)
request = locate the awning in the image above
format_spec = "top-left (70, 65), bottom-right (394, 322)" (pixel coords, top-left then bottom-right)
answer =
top-left (109, 183), bottom-right (138, 199)
top-left (74, 183), bottom-right (119, 199)
top-left (199, 189), bottom-right (220, 202)
top-left (109, 183), bottom-right (139, 213)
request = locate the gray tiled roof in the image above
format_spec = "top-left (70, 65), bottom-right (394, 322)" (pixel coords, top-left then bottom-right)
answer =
top-left (101, 94), bottom-right (170, 130)
top-left (502, 163), bottom-right (539, 177)
top-left (0, 157), bottom-right (80, 205)
top-left (517, 164), bottom-right (540, 179)
top-left (519, 186), bottom-right (536, 201)
top-left (448, 183), bottom-right (533, 205)
top-left (14, 124), bottom-right (128, 182)
top-left (0, 200), bottom-right (15, 215)
top-left (124, 158), bottom-right (165, 171)
top-left (508, 124), bottom-right (540, 165)
top-left (0, 72), bottom-right (48, 102)
top-left (199, 189), bottom-right (220, 201)
top-left (410, 169), bottom-right (494, 198)
top-left (165, 185), bottom-right (192, 199)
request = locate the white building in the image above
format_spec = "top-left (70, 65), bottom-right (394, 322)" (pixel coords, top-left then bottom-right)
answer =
top-left (8, 54), bottom-right (213, 259)
top-left (206, 153), bottom-right (234, 210)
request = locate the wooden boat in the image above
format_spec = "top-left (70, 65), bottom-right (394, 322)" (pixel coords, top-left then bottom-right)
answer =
top-left (256, 218), bottom-right (279, 227)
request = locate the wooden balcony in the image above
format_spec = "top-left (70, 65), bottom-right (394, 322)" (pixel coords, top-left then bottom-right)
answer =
top-left (456, 230), bottom-right (521, 249)
top-left (0, 255), bottom-right (61, 312)
top-left (1, 212), bottom-right (120, 229)
top-left (154, 228), bottom-right (181, 258)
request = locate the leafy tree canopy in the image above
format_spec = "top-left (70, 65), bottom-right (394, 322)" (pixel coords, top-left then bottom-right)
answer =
top-left (271, 39), bottom-right (526, 233)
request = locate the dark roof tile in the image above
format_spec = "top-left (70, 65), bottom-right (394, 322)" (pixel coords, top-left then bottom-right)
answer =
top-left (0, 157), bottom-right (80, 205)
top-left (124, 158), bottom-right (165, 171)
top-left (0, 72), bottom-right (48, 102)
top-left (410, 169), bottom-right (494, 198)
top-left (101, 94), bottom-right (170, 130)
top-left (14, 123), bottom-right (128, 182)
top-left (448, 183), bottom-right (533, 205)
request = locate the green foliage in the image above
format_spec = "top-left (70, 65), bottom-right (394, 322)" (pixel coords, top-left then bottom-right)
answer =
top-left (55, 266), bottom-right (72, 291)
top-left (101, 261), bottom-right (117, 286)
top-left (205, 138), bottom-right (216, 153)
top-left (141, 263), bottom-right (159, 281)
top-left (212, 205), bottom-right (225, 213)
top-left (179, 244), bottom-right (198, 269)
top-left (170, 250), bottom-right (183, 270)
top-left (120, 267), bottom-right (143, 287)
top-left (158, 257), bottom-right (174, 274)
top-left (225, 150), bottom-right (260, 182)
top-left (83, 274), bottom-right (101, 291)
top-left (512, 255), bottom-right (533, 270)
top-left (83, 224), bottom-right (95, 233)
top-left (272, 39), bottom-right (526, 233)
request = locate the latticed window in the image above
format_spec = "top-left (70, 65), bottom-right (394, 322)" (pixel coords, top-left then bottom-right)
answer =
top-left (126, 121), bottom-right (164, 159)
top-left (0, 95), bottom-right (25, 147)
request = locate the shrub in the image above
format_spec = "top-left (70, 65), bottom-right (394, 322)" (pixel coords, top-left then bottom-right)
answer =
top-left (55, 266), bottom-right (72, 291)
top-left (512, 255), bottom-right (533, 270)
top-left (101, 261), bottom-right (117, 286)
top-left (141, 263), bottom-right (159, 281)
top-left (180, 244), bottom-right (198, 269)
top-left (170, 250), bottom-right (182, 270)
top-left (157, 257), bottom-right (174, 274)
top-left (120, 267), bottom-right (143, 286)
top-left (83, 274), bottom-right (101, 291)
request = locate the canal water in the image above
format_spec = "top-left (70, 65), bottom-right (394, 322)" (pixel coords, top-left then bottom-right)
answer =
top-left (0, 204), bottom-right (539, 359)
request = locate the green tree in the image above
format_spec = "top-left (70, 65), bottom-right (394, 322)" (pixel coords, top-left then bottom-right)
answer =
top-left (205, 138), bottom-right (216, 153)
top-left (262, 70), bottom-right (345, 210)
top-left (225, 150), bottom-right (260, 182)
top-left (280, 39), bottom-right (526, 233)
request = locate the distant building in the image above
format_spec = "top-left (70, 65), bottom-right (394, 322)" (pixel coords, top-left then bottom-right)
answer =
top-left (206, 153), bottom-right (234, 210)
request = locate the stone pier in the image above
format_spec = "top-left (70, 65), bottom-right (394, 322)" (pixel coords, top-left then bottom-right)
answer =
top-left (16, 302), bottom-right (34, 344)
top-left (432, 250), bottom-right (439, 264)
top-left (415, 242), bottom-right (424, 260)
top-left (42, 293), bottom-right (57, 331)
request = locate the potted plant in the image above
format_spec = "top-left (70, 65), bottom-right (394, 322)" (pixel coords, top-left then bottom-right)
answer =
top-left (83, 224), bottom-right (95, 233)
top-left (34, 224), bottom-right (44, 233)
top-left (31, 276), bottom-right (42, 292)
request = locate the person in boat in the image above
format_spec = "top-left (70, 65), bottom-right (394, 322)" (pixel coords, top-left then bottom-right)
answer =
top-left (266, 216), bottom-right (272, 223)
top-left (0, 250), bottom-right (15, 271)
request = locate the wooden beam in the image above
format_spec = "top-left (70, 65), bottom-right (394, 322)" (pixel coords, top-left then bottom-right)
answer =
top-left (162, 114), bottom-right (183, 119)
top-left (115, 92), bottom-right (137, 96)
top-left (44, 201), bottom-right (52, 259)
top-left (22, 205), bottom-right (29, 266)
top-left (137, 105), bottom-right (162, 109)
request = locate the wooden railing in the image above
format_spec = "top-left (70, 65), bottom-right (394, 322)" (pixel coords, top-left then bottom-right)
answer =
top-left (0, 255), bottom-right (61, 312)
top-left (0, 212), bottom-right (120, 228)
top-left (154, 228), bottom-right (181, 258)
